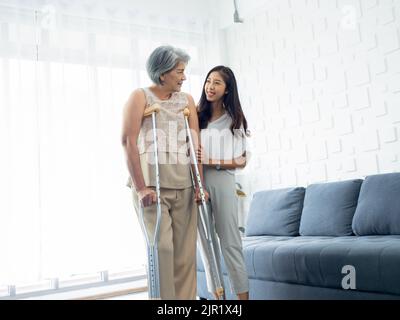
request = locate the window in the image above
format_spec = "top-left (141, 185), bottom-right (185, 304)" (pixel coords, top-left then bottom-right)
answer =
top-left (0, 2), bottom-right (208, 295)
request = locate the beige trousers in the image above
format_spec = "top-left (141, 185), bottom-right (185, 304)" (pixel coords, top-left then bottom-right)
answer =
top-left (131, 187), bottom-right (198, 300)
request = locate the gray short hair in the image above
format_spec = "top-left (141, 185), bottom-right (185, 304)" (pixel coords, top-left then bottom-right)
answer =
top-left (146, 45), bottom-right (190, 85)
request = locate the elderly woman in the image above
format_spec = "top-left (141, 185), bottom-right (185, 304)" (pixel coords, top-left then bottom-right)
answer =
top-left (121, 45), bottom-right (208, 300)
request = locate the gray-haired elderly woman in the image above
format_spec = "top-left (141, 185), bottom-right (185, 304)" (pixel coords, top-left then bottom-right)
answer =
top-left (121, 45), bottom-right (209, 299)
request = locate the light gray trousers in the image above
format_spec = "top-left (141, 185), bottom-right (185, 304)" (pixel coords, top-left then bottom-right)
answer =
top-left (203, 166), bottom-right (249, 294)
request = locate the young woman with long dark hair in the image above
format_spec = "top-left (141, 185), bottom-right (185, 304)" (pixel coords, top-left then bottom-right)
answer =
top-left (197, 65), bottom-right (250, 300)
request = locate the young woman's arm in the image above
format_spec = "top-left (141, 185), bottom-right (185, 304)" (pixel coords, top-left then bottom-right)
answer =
top-left (209, 155), bottom-right (247, 170)
top-left (198, 146), bottom-right (247, 170)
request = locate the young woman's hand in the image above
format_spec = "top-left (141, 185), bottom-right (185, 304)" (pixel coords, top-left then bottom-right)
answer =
top-left (137, 187), bottom-right (157, 207)
top-left (195, 187), bottom-right (210, 203)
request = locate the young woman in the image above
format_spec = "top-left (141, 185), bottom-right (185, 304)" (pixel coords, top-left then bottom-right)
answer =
top-left (197, 65), bottom-right (250, 300)
top-left (121, 45), bottom-right (208, 299)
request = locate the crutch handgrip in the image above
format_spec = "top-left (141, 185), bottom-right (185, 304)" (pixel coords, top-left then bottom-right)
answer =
top-left (183, 107), bottom-right (190, 118)
top-left (216, 287), bottom-right (225, 300)
top-left (143, 104), bottom-right (161, 117)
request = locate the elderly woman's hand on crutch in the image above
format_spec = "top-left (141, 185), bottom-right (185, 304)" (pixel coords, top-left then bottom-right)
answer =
top-left (193, 145), bottom-right (210, 203)
top-left (194, 144), bottom-right (210, 203)
top-left (137, 187), bottom-right (157, 207)
top-left (195, 186), bottom-right (209, 203)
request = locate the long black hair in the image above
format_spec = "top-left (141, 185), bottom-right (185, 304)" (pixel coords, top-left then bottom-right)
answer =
top-left (198, 65), bottom-right (249, 137)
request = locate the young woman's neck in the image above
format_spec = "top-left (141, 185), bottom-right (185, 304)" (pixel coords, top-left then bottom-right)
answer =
top-left (150, 85), bottom-right (173, 100)
top-left (211, 100), bottom-right (225, 117)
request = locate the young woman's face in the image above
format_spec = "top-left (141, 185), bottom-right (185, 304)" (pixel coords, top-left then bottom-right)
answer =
top-left (161, 61), bottom-right (187, 92)
top-left (204, 71), bottom-right (227, 103)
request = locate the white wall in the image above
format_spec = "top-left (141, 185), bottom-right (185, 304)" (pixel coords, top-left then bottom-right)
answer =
top-left (221, 0), bottom-right (400, 197)
top-left (0, 0), bottom-right (213, 22)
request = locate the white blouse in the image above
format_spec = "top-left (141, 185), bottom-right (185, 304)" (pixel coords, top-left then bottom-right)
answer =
top-left (200, 112), bottom-right (247, 174)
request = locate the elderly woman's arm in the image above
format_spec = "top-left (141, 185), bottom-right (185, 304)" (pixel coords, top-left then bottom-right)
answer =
top-left (121, 89), bottom-right (156, 207)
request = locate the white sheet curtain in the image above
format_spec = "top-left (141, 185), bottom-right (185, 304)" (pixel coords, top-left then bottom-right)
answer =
top-left (0, 0), bottom-right (206, 286)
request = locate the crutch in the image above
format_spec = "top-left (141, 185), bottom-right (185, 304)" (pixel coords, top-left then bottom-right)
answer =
top-left (183, 107), bottom-right (226, 300)
top-left (138, 103), bottom-right (162, 299)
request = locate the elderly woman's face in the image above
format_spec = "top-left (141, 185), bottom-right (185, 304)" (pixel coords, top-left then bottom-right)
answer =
top-left (160, 61), bottom-right (187, 92)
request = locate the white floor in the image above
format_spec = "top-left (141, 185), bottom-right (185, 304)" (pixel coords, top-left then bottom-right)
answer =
top-left (21, 279), bottom-right (148, 300)
top-left (103, 291), bottom-right (148, 300)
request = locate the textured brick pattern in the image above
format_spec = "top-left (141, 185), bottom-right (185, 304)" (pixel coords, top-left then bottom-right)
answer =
top-left (224, 0), bottom-right (400, 196)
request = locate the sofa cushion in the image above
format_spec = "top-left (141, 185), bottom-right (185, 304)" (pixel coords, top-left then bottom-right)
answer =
top-left (239, 235), bottom-right (400, 296)
top-left (352, 172), bottom-right (400, 235)
top-left (245, 187), bottom-right (305, 236)
top-left (299, 179), bottom-right (363, 236)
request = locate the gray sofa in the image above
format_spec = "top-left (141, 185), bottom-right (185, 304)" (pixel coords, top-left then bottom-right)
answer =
top-left (197, 172), bottom-right (400, 299)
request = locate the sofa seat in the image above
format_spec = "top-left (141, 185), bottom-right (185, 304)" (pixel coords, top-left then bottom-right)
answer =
top-left (197, 235), bottom-right (400, 296)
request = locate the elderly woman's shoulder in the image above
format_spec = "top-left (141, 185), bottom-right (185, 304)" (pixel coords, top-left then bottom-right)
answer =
top-left (130, 88), bottom-right (145, 97)
top-left (124, 88), bottom-right (146, 107)
top-left (127, 88), bottom-right (146, 101)
top-left (182, 92), bottom-right (195, 103)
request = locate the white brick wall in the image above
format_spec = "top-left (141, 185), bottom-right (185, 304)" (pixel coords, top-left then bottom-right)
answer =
top-left (222, 0), bottom-right (400, 199)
